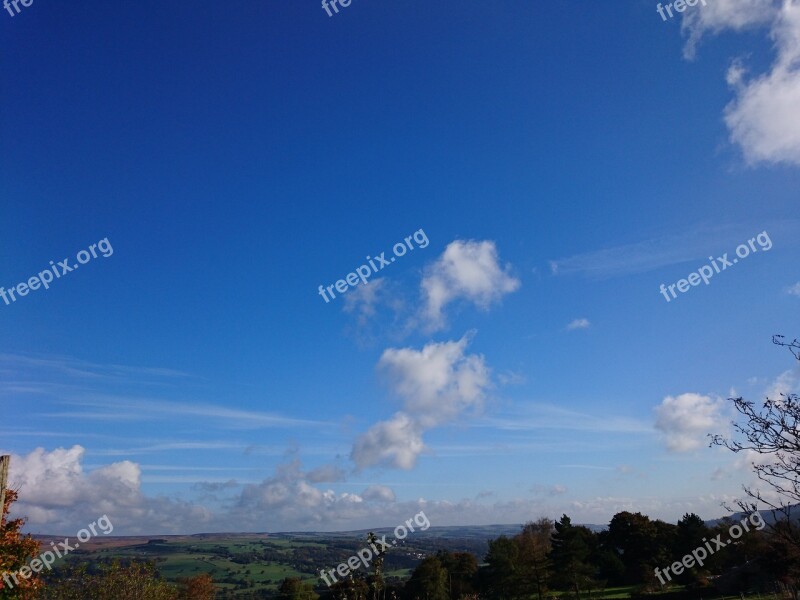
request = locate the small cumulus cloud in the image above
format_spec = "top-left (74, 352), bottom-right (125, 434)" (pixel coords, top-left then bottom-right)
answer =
top-left (351, 335), bottom-right (491, 471)
top-left (497, 370), bottom-right (526, 386)
top-left (532, 484), bottom-right (567, 496)
top-left (351, 413), bottom-right (426, 471)
top-left (566, 318), bottom-right (591, 331)
top-left (711, 467), bottom-right (729, 481)
top-left (343, 239), bottom-right (519, 338)
top-left (764, 368), bottom-right (800, 400)
top-left (306, 464), bottom-right (347, 483)
top-left (420, 240), bottom-right (520, 331)
top-left (654, 393), bottom-right (727, 452)
top-left (343, 279), bottom-right (407, 343)
top-left (362, 485), bottom-right (397, 503)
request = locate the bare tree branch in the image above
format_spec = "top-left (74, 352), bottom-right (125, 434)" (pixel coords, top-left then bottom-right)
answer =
top-left (711, 334), bottom-right (800, 551)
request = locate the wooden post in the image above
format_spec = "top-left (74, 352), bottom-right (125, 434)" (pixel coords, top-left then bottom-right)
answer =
top-left (0, 455), bottom-right (9, 520)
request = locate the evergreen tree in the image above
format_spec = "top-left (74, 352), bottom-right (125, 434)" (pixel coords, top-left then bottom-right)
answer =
top-left (404, 557), bottom-right (448, 600)
top-left (277, 577), bottom-right (319, 600)
top-left (549, 515), bottom-right (597, 599)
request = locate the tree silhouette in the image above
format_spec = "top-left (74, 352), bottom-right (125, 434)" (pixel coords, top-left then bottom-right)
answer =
top-left (549, 515), bottom-right (597, 600)
top-left (277, 577), bottom-right (319, 600)
top-left (711, 334), bottom-right (800, 550)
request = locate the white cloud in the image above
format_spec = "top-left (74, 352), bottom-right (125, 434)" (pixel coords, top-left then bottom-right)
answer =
top-left (343, 278), bottom-right (389, 323)
top-left (7, 446), bottom-right (212, 534)
top-left (654, 393), bottom-right (728, 452)
top-left (341, 239), bottom-right (518, 338)
top-left (726, 58), bottom-right (749, 87)
top-left (531, 484), bottom-right (567, 496)
top-left (730, 449), bottom-right (787, 501)
top-left (726, 449), bottom-right (792, 507)
top-left (724, 63), bottom-right (800, 166)
top-left (378, 335), bottom-right (490, 428)
top-left (343, 278), bottom-right (407, 341)
top-left (497, 370), bottom-right (526, 386)
top-left (682, 0), bottom-right (800, 166)
top-left (681, 0), bottom-right (780, 59)
top-left (566, 318), bottom-right (591, 331)
top-left (233, 471), bottom-right (362, 529)
top-left (306, 464), bottom-right (347, 483)
top-left (362, 485), bottom-right (397, 503)
top-left (420, 240), bottom-right (519, 331)
top-left (711, 466), bottom-right (729, 481)
top-left (764, 368), bottom-right (800, 399)
top-left (6, 448), bottom-right (751, 533)
top-left (351, 335), bottom-right (491, 470)
top-left (351, 412), bottom-right (426, 470)
top-left (787, 282), bottom-right (800, 296)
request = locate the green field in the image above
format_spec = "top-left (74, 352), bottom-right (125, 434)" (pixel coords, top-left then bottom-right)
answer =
top-left (62, 532), bottom-right (438, 595)
top-left (77, 538), bottom-right (322, 594)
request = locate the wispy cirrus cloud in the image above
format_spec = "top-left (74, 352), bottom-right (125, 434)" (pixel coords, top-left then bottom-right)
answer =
top-left (476, 403), bottom-right (653, 434)
top-left (0, 429), bottom-right (115, 440)
top-left (549, 222), bottom-right (798, 280)
top-left (0, 353), bottom-right (195, 383)
top-left (549, 225), bottom-right (741, 279)
top-left (1, 352), bottom-right (327, 432)
top-left (558, 464), bottom-right (616, 471)
top-left (88, 441), bottom-right (341, 457)
top-left (40, 395), bottom-right (329, 429)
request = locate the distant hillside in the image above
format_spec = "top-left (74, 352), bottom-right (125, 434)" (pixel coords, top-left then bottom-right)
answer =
top-left (704, 504), bottom-right (800, 528)
top-left (31, 505), bottom-right (799, 545)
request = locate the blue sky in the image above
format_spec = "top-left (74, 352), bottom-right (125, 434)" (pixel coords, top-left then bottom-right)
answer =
top-left (1, 0), bottom-right (799, 534)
